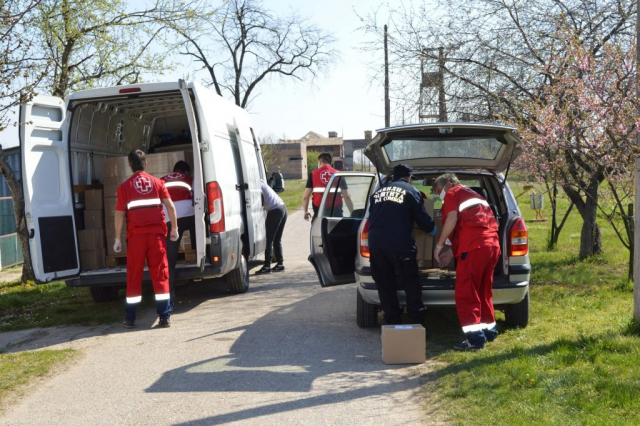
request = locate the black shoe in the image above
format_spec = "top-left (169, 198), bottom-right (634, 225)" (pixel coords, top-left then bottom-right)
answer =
top-left (272, 264), bottom-right (285, 272)
top-left (453, 339), bottom-right (484, 351)
top-left (485, 326), bottom-right (499, 343)
top-left (255, 266), bottom-right (271, 274)
top-left (158, 317), bottom-right (171, 328)
top-left (123, 320), bottom-right (135, 329)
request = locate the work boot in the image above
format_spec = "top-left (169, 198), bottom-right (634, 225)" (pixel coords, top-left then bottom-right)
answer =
top-left (158, 317), bottom-right (171, 328)
top-left (123, 320), bottom-right (135, 329)
top-left (272, 264), bottom-right (285, 272)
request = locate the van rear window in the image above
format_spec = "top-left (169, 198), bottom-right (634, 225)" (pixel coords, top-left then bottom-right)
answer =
top-left (383, 138), bottom-right (503, 161)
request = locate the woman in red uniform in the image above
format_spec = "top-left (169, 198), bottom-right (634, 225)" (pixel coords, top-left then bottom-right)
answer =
top-left (433, 173), bottom-right (500, 350)
top-left (114, 150), bottom-right (178, 328)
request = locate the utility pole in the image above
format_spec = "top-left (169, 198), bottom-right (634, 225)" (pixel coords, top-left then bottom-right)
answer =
top-left (634, 0), bottom-right (640, 322)
top-left (384, 24), bottom-right (390, 127)
top-left (438, 47), bottom-right (447, 122)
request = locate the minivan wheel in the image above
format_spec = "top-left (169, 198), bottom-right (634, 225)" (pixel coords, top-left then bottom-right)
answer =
top-left (357, 290), bottom-right (378, 328)
top-left (504, 291), bottom-right (529, 328)
top-left (89, 285), bottom-right (119, 303)
top-left (226, 253), bottom-right (249, 294)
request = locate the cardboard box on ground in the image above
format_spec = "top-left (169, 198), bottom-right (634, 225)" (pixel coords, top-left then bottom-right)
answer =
top-left (381, 325), bottom-right (426, 364)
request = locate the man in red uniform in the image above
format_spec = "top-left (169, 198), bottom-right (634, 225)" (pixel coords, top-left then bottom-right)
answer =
top-left (161, 161), bottom-right (195, 311)
top-left (114, 150), bottom-right (178, 328)
top-left (302, 152), bottom-right (354, 221)
top-left (433, 173), bottom-right (500, 350)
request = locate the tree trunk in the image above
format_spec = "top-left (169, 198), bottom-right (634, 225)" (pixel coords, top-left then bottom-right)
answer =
top-left (562, 182), bottom-right (603, 259)
top-left (578, 182), bottom-right (602, 259)
top-left (0, 145), bottom-right (35, 283)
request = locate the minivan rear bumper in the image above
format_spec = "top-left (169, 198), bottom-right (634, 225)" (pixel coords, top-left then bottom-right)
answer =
top-left (65, 263), bottom-right (223, 287)
top-left (355, 269), bottom-right (529, 306)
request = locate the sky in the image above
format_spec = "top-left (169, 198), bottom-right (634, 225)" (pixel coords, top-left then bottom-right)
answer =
top-left (0, 0), bottom-right (396, 147)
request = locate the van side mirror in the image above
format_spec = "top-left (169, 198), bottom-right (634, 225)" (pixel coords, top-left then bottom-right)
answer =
top-left (270, 172), bottom-right (285, 193)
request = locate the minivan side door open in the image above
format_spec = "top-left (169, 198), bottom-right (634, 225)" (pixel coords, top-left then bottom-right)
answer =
top-left (180, 81), bottom-right (207, 268)
top-left (309, 172), bottom-right (375, 287)
top-left (20, 96), bottom-right (80, 282)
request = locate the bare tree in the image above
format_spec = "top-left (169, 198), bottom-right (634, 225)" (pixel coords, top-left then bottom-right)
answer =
top-left (359, 0), bottom-right (637, 258)
top-left (0, 0), bottom-right (48, 282)
top-left (0, 0), bottom-right (185, 281)
top-left (172, 0), bottom-right (337, 109)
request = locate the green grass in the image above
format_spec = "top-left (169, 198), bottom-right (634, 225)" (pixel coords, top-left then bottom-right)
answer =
top-left (0, 349), bottom-right (76, 407)
top-left (0, 280), bottom-right (123, 332)
top-left (280, 179), bottom-right (307, 211)
top-left (425, 182), bottom-right (640, 425)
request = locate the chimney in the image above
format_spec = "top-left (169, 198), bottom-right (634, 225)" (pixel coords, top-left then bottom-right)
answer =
top-left (328, 131), bottom-right (338, 138)
top-left (364, 130), bottom-right (372, 140)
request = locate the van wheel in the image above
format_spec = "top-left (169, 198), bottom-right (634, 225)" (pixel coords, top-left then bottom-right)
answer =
top-left (504, 291), bottom-right (529, 328)
top-left (226, 254), bottom-right (249, 294)
top-left (89, 286), bottom-right (119, 303)
top-left (357, 290), bottom-right (378, 328)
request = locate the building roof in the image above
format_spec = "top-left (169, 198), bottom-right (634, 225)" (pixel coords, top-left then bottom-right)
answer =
top-left (280, 131), bottom-right (343, 147)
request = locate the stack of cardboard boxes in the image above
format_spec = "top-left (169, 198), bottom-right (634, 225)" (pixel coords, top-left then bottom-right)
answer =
top-left (102, 151), bottom-right (194, 259)
top-left (79, 189), bottom-right (106, 270)
top-left (411, 199), bottom-right (454, 270)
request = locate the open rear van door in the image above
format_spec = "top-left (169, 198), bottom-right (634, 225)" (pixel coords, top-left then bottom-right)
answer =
top-left (309, 172), bottom-right (375, 287)
top-left (20, 96), bottom-right (80, 282)
top-left (179, 80), bottom-right (207, 269)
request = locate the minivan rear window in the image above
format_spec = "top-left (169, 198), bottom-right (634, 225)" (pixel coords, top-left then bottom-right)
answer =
top-left (383, 137), bottom-right (504, 161)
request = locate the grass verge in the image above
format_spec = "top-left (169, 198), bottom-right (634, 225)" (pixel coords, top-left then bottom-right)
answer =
top-left (0, 349), bottom-right (76, 407)
top-left (280, 179), bottom-right (307, 211)
top-left (425, 181), bottom-right (640, 425)
top-left (0, 280), bottom-right (123, 332)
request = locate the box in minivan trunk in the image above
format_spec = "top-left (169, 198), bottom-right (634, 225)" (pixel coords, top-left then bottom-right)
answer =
top-left (412, 199), bottom-right (435, 263)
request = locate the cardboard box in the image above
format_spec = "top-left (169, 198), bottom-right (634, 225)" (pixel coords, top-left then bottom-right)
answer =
top-left (104, 157), bottom-right (132, 178)
top-left (104, 197), bottom-right (118, 219)
top-left (83, 209), bottom-right (104, 230)
top-left (412, 199), bottom-right (435, 263)
top-left (144, 154), bottom-right (168, 175)
top-left (84, 189), bottom-right (103, 210)
top-left (381, 324), bottom-right (426, 364)
top-left (78, 229), bottom-right (106, 251)
top-left (80, 248), bottom-right (107, 271)
top-left (106, 236), bottom-right (127, 256)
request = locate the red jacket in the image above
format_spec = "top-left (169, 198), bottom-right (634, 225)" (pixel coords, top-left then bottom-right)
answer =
top-left (441, 185), bottom-right (499, 258)
top-left (311, 165), bottom-right (342, 208)
top-left (116, 171), bottom-right (170, 238)
top-left (161, 172), bottom-right (193, 202)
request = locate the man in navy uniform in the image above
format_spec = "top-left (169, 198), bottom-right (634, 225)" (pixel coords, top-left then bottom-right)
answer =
top-left (368, 164), bottom-right (437, 325)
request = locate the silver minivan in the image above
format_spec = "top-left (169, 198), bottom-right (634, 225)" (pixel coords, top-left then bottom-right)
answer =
top-left (308, 123), bottom-right (531, 328)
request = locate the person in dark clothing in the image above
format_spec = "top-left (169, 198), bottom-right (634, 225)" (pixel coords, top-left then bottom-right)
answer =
top-left (368, 164), bottom-right (437, 325)
top-left (255, 179), bottom-right (287, 274)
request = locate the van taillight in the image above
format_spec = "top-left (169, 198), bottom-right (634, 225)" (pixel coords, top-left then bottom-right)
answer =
top-left (509, 217), bottom-right (528, 256)
top-left (360, 219), bottom-right (370, 258)
top-left (207, 181), bottom-right (225, 233)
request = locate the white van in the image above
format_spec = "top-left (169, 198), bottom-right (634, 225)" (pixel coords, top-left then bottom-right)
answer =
top-left (20, 80), bottom-right (269, 302)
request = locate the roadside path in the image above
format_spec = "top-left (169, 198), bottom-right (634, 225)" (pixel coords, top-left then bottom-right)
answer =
top-left (0, 210), bottom-right (438, 425)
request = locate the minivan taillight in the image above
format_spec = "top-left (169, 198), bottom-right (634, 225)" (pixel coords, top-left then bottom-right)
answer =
top-left (360, 219), bottom-right (370, 258)
top-left (207, 181), bottom-right (225, 233)
top-left (509, 217), bottom-right (528, 256)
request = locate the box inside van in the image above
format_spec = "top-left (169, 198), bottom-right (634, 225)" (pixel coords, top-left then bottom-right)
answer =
top-left (20, 81), bottom-right (268, 302)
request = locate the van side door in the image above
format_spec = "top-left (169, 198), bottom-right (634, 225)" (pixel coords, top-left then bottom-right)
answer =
top-left (180, 81), bottom-right (207, 268)
top-left (309, 172), bottom-right (375, 287)
top-left (234, 122), bottom-right (266, 258)
top-left (20, 96), bottom-right (80, 282)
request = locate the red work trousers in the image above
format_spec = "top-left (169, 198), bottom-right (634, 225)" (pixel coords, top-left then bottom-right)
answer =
top-left (455, 245), bottom-right (501, 333)
top-left (126, 233), bottom-right (170, 303)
